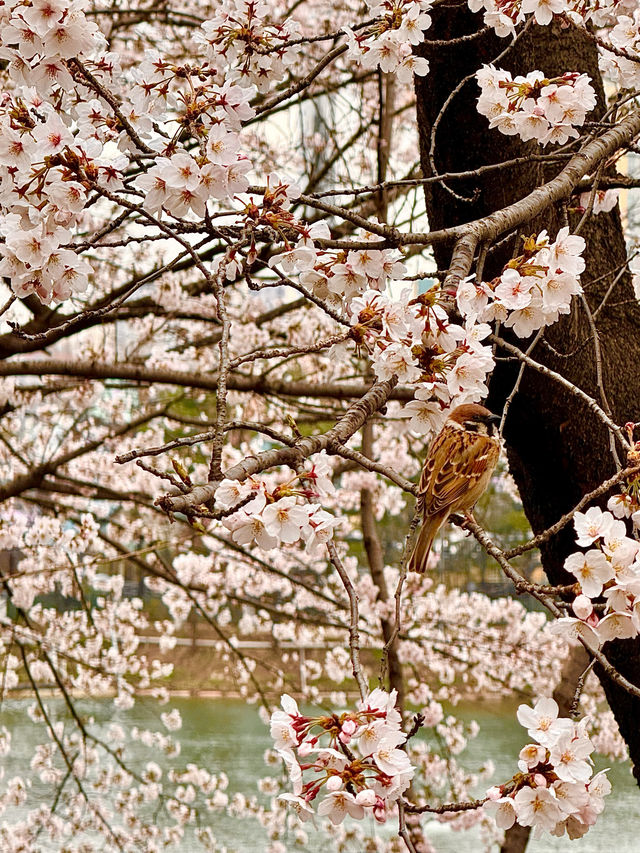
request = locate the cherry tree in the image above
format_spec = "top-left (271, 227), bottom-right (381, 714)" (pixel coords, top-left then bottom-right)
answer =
top-left (0, 0), bottom-right (640, 850)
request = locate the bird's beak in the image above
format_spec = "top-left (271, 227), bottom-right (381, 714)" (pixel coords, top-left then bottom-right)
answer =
top-left (487, 413), bottom-right (501, 424)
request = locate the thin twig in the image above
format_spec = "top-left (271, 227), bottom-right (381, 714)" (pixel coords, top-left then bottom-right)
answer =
top-left (504, 464), bottom-right (640, 558)
top-left (491, 333), bottom-right (630, 451)
top-left (403, 796), bottom-right (488, 814)
top-left (569, 659), bottom-right (596, 718)
top-left (326, 539), bottom-right (368, 700)
top-left (579, 292), bottom-right (622, 470)
top-left (398, 800), bottom-right (419, 853)
top-left (467, 517), bottom-right (640, 701)
top-left (499, 328), bottom-right (544, 437)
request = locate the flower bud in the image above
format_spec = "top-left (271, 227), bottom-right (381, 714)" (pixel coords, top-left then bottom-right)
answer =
top-left (573, 594), bottom-right (594, 620)
top-left (355, 789), bottom-right (377, 807)
top-left (373, 798), bottom-right (387, 823)
top-left (341, 719), bottom-right (357, 736)
top-left (325, 775), bottom-right (342, 792)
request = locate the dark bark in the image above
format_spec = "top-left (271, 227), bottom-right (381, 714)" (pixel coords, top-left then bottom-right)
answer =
top-left (415, 10), bottom-right (640, 780)
top-left (500, 824), bottom-right (532, 853)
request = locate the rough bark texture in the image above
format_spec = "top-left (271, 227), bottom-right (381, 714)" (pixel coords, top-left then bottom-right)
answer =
top-left (415, 10), bottom-right (640, 781)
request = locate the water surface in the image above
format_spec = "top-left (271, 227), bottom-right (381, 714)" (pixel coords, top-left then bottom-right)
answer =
top-left (0, 697), bottom-right (636, 851)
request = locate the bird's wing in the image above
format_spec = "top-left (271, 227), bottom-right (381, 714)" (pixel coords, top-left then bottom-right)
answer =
top-left (418, 428), bottom-right (499, 517)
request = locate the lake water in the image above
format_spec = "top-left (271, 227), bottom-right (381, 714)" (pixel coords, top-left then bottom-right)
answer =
top-left (0, 696), bottom-right (637, 851)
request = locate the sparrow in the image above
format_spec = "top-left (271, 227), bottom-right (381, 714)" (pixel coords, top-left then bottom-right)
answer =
top-left (408, 403), bottom-right (501, 574)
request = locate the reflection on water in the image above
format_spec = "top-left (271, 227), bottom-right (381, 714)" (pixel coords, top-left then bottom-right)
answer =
top-left (0, 696), bottom-right (636, 852)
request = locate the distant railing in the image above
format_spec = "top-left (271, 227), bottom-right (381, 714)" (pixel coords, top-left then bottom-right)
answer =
top-left (138, 636), bottom-right (331, 649)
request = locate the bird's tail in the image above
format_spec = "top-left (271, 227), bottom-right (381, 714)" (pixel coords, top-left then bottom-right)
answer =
top-left (408, 514), bottom-right (447, 574)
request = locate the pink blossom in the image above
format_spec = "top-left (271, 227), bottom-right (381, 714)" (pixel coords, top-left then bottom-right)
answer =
top-left (484, 796), bottom-right (517, 829)
top-left (573, 507), bottom-right (614, 547)
top-left (607, 493), bottom-right (634, 518)
top-left (518, 743), bottom-right (547, 769)
top-left (279, 793), bottom-right (315, 822)
top-left (520, 0), bottom-right (565, 27)
top-left (215, 478), bottom-right (252, 509)
top-left (513, 785), bottom-right (563, 831)
top-left (355, 789), bottom-right (377, 807)
top-left (503, 293), bottom-right (547, 338)
top-left (206, 126), bottom-right (240, 166)
top-left (516, 697), bottom-right (572, 747)
top-left (262, 497), bottom-right (310, 544)
top-left (549, 732), bottom-right (594, 783)
top-left (552, 780), bottom-right (589, 817)
top-left (317, 791), bottom-right (365, 825)
top-left (549, 226), bottom-right (586, 276)
top-left (373, 737), bottom-right (414, 776)
top-left (494, 268), bottom-right (533, 309)
top-left (564, 549), bottom-right (613, 597)
top-left (229, 513), bottom-right (278, 550)
top-left (596, 612), bottom-right (637, 641)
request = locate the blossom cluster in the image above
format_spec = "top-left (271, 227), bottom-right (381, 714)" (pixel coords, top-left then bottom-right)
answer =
top-left (0, 0), bottom-right (260, 303)
top-left (286, 240), bottom-right (407, 305)
top-left (469, 0), bottom-right (628, 38)
top-left (456, 227), bottom-right (585, 338)
top-left (0, 503), bottom-right (181, 707)
top-left (600, 10), bottom-right (640, 89)
top-left (477, 66), bottom-right (596, 146)
top-left (216, 454), bottom-right (339, 553)
top-left (270, 689), bottom-right (414, 825)
top-left (0, 0), bottom-right (106, 82)
top-left (0, 0), bottom-right (636, 844)
top-left (0, 0), bottom-right (437, 303)
top-left (127, 47), bottom-right (256, 134)
top-left (0, 0), bottom-right (111, 302)
top-left (484, 698), bottom-right (610, 839)
top-left (320, 227), bottom-right (586, 437)
top-left (133, 147), bottom-right (252, 218)
top-left (552, 503), bottom-right (640, 644)
top-left (194, 0), bottom-right (302, 93)
top-left (343, 0), bottom-right (432, 81)
top-left (345, 286), bottom-right (493, 434)
top-left (125, 59), bottom-right (256, 220)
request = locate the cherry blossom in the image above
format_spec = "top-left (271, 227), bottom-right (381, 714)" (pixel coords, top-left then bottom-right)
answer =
top-left (477, 66), bottom-right (596, 146)
top-left (271, 689), bottom-right (414, 826)
top-left (516, 697), bottom-right (572, 747)
top-left (0, 0), bottom-right (635, 847)
top-left (564, 550), bottom-right (614, 597)
top-left (484, 699), bottom-right (609, 837)
top-left (552, 506), bottom-right (640, 645)
top-left (573, 507), bottom-right (615, 546)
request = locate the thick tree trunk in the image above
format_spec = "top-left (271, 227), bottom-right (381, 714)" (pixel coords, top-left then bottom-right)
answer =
top-left (415, 10), bottom-right (640, 780)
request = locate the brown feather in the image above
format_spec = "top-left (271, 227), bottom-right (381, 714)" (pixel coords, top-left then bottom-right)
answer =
top-left (408, 510), bottom-right (449, 573)
top-left (447, 403), bottom-right (495, 425)
top-left (409, 405), bottom-right (500, 572)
